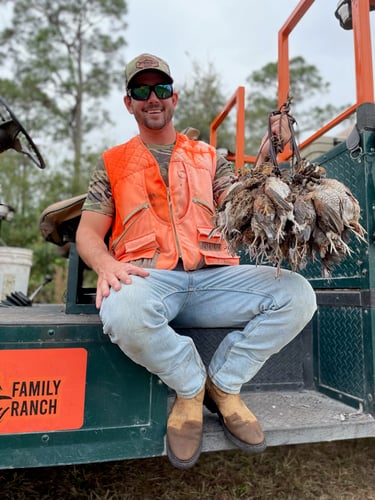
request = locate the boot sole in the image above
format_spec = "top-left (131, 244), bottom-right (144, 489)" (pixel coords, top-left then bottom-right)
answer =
top-left (166, 437), bottom-right (202, 470)
top-left (204, 393), bottom-right (267, 454)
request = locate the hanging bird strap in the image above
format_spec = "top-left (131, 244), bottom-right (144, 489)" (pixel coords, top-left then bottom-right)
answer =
top-left (282, 102), bottom-right (301, 167)
top-left (256, 99), bottom-right (300, 170)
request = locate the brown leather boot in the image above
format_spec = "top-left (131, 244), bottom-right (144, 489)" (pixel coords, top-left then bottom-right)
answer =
top-left (166, 388), bottom-right (204, 469)
top-left (204, 378), bottom-right (266, 453)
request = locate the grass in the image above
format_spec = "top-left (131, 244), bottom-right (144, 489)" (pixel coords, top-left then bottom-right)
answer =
top-left (1, 438), bottom-right (375, 499)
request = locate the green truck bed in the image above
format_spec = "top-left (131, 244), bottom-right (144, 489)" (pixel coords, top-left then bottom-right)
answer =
top-left (0, 302), bottom-right (374, 470)
top-left (1, 115), bottom-right (375, 470)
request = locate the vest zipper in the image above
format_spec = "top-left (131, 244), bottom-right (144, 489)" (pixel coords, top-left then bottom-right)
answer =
top-left (192, 197), bottom-right (215, 215)
top-left (167, 188), bottom-right (183, 259)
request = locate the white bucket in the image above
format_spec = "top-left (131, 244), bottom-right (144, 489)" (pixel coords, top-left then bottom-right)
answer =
top-left (0, 247), bottom-right (33, 301)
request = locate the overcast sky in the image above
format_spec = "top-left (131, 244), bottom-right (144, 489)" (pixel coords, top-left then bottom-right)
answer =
top-left (103, 0), bottom-right (374, 145)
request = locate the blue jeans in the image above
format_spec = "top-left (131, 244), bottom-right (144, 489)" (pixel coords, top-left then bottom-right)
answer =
top-left (100, 265), bottom-right (317, 398)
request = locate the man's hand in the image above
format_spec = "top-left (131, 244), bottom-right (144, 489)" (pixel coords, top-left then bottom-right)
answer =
top-left (256, 112), bottom-right (293, 167)
top-left (75, 210), bottom-right (150, 309)
top-left (95, 259), bottom-right (150, 309)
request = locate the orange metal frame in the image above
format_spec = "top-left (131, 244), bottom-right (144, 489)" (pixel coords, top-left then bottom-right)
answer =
top-left (209, 86), bottom-right (257, 170)
top-left (210, 0), bottom-right (374, 167)
top-left (278, 0), bottom-right (374, 159)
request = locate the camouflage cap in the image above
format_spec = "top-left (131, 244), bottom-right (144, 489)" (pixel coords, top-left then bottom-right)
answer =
top-left (125, 53), bottom-right (173, 89)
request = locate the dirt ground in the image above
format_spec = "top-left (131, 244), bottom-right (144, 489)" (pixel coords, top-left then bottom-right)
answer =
top-left (1, 438), bottom-right (375, 499)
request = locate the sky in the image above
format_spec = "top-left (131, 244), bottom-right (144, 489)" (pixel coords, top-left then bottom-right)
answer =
top-left (1, 1), bottom-right (373, 150)
top-left (104, 0), bottom-right (374, 145)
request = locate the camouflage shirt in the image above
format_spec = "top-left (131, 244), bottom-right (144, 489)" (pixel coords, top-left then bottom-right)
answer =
top-left (83, 142), bottom-right (237, 215)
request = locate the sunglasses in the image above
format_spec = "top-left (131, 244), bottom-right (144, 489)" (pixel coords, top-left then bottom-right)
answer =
top-left (127, 83), bottom-right (173, 101)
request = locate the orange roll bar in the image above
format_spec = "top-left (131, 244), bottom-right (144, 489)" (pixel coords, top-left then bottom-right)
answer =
top-left (278, 0), bottom-right (374, 159)
top-left (210, 0), bottom-right (374, 166)
top-left (210, 86), bottom-right (256, 171)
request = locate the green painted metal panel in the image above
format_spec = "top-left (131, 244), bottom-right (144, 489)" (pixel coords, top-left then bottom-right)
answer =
top-left (313, 291), bottom-right (375, 414)
top-left (0, 316), bottom-right (167, 469)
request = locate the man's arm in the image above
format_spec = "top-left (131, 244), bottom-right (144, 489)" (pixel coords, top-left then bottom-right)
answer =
top-left (76, 210), bottom-right (149, 309)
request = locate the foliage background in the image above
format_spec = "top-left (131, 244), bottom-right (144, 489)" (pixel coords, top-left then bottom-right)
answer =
top-left (0, 1), bottom-right (347, 303)
top-left (0, 5), bottom-right (373, 499)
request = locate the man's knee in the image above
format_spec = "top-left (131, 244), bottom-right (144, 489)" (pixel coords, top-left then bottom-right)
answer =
top-left (282, 272), bottom-right (317, 329)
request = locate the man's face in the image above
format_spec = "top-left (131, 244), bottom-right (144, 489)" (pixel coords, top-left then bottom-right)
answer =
top-left (124, 71), bottom-right (178, 131)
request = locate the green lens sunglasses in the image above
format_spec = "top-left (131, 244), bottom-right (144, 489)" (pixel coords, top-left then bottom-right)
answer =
top-left (127, 84), bottom-right (173, 101)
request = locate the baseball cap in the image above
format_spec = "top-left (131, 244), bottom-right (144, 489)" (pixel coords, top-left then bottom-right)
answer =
top-left (125, 53), bottom-right (173, 89)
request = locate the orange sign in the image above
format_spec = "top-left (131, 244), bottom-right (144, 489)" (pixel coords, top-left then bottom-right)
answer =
top-left (0, 348), bottom-right (87, 434)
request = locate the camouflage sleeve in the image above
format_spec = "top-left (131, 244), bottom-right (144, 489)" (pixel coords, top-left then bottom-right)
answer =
top-left (82, 157), bottom-right (115, 217)
top-left (213, 154), bottom-right (237, 207)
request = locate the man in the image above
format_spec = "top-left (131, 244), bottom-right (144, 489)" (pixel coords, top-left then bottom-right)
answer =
top-left (76, 53), bottom-right (317, 469)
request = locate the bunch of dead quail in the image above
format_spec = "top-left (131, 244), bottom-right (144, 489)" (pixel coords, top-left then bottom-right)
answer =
top-left (214, 159), bottom-right (366, 277)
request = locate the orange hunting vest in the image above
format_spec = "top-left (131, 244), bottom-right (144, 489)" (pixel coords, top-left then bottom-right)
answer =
top-left (102, 132), bottom-right (239, 270)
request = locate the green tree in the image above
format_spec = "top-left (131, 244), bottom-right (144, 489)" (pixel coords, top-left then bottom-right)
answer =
top-left (0, 0), bottom-right (128, 302)
top-left (0, 0), bottom-right (128, 195)
top-left (174, 60), bottom-right (235, 150)
top-left (245, 56), bottom-right (348, 155)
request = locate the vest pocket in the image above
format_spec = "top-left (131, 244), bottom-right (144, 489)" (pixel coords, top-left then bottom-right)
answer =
top-left (113, 232), bottom-right (159, 262)
top-left (197, 226), bottom-right (239, 265)
top-left (197, 226), bottom-right (222, 250)
top-left (111, 203), bottom-right (149, 256)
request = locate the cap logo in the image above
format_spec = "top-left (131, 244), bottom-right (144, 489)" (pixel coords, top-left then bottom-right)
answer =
top-left (125, 53), bottom-right (172, 89)
top-left (136, 56), bottom-right (159, 70)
